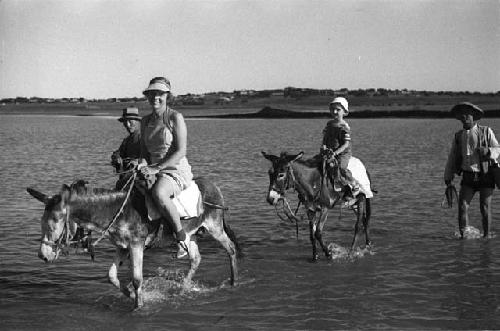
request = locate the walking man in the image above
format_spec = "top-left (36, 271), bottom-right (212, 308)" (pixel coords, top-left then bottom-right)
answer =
top-left (444, 102), bottom-right (500, 238)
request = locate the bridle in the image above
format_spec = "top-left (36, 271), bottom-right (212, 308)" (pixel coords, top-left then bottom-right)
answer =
top-left (41, 172), bottom-right (137, 261)
top-left (40, 205), bottom-right (88, 259)
top-left (272, 163), bottom-right (297, 196)
top-left (269, 154), bottom-right (345, 237)
top-left (270, 161), bottom-right (303, 237)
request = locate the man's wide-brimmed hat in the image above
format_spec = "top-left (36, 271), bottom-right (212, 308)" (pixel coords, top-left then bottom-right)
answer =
top-left (329, 97), bottom-right (349, 115)
top-left (118, 107), bottom-right (141, 122)
top-left (143, 77), bottom-right (171, 95)
top-left (450, 102), bottom-right (484, 120)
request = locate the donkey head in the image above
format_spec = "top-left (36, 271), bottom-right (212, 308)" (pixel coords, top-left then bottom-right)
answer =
top-left (261, 151), bottom-right (303, 205)
top-left (27, 184), bottom-right (77, 262)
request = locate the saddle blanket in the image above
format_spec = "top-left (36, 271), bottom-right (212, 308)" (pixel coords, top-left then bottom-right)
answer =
top-left (348, 156), bottom-right (374, 199)
top-left (146, 182), bottom-right (202, 220)
top-left (172, 182), bottom-right (201, 218)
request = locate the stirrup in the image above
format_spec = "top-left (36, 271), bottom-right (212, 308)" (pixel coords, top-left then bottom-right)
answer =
top-left (343, 197), bottom-right (357, 208)
top-left (176, 243), bottom-right (188, 259)
top-left (330, 179), bottom-right (342, 192)
top-left (176, 236), bottom-right (190, 259)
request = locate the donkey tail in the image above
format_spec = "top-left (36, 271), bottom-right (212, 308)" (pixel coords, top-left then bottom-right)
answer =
top-left (366, 169), bottom-right (378, 194)
top-left (223, 212), bottom-right (243, 259)
top-left (365, 197), bottom-right (372, 221)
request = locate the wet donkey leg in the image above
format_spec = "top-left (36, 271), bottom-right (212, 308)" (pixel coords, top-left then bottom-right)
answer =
top-left (315, 208), bottom-right (331, 258)
top-left (108, 247), bottom-right (131, 297)
top-left (309, 217), bottom-right (319, 261)
top-left (129, 244), bottom-right (144, 309)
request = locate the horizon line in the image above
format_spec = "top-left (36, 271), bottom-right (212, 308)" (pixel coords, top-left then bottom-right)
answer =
top-left (2, 87), bottom-right (500, 100)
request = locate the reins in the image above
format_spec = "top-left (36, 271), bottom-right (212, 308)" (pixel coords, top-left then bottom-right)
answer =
top-left (273, 155), bottom-right (351, 238)
top-left (48, 171), bottom-right (138, 261)
top-left (273, 162), bottom-right (304, 238)
top-left (42, 205), bottom-right (92, 259)
top-left (90, 171), bottom-right (137, 251)
top-left (202, 201), bottom-right (229, 210)
top-left (49, 164), bottom-right (228, 260)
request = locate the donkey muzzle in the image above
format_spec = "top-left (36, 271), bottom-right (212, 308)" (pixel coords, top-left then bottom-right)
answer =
top-left (38, 242), bottom-right (57, 263)
top-left (266, 190), bottom-right (282, 205)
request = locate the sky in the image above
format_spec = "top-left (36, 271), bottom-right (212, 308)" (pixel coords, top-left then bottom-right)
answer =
top-left (0, 0), bottom-right (499, 99)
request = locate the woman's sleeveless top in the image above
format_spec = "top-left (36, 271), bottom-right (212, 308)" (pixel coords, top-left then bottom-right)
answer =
top-left (141, 107), bottom-right (193, 186)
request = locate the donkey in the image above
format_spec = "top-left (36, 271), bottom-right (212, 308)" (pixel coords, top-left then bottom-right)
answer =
top-left (262, 151), bottom-right (374, 261)
top-left (27, 177), bottom-right (239, 309)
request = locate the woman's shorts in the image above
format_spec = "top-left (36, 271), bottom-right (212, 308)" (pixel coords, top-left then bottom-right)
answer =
top-left (157, 171), bottom-right (191, 192)
top-left (461, 171), bottom-right (495, 191)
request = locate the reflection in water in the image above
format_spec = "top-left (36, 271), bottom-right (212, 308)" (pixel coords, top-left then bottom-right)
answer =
top-left (448, 241), bottom-right (499, 328)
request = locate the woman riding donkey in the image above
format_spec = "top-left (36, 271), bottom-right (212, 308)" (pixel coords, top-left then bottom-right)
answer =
top-left (137, 76), bottom-right (194, 258)
top-left (321, 97), bottom-right (360, 206)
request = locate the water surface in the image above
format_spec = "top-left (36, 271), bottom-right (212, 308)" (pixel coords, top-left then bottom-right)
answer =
top-left (1, 115), bottom-right (500, 330)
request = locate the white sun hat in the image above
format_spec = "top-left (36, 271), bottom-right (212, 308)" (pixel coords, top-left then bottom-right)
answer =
top-left (329, 97), bottom-right (349, 114)
top-left (143, 77), bottom-right (171, 95)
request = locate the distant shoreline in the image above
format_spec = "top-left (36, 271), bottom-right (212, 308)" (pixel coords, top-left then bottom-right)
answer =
top-left (2, 104), bottom-right (500, 119)
top-left (3, 107), bottom-right (500, 119)
top-left (187, 106), bottom-right (500, 119)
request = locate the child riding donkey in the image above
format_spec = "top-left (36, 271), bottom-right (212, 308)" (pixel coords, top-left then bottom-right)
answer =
top-left (321, 97), bottom-right (360, 206)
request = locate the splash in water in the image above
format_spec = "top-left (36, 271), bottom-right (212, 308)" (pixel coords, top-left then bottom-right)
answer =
top-left (454, 226), bottom-right (495, 239)
top-left (95, 267), bottom-right (223, 312)
top-left (327, 242), bottom-right (374, 261)
top-left (140, 267), bottom-right (222, 305)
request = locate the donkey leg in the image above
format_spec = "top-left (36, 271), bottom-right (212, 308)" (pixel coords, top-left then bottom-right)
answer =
top-left (315, 208), bottom-right (331, 258)
top-left (363, 198), bottom-right (372, 247)
top-left (350, 210), bottom-right (361, 253)
top-left (184, 240), bottom-right (201, 286)
top-left (129, 244), bottom-right (144, 309)
top-left (216, 230), bottom-right (238, 285)
top-left (350, 196), bottom-right (366, 252)
top-left (309, 219), bottom-right (319, 261)
top-left (205, 214), bottom-right (238, 285)
top-left (108, 247), bottom-right (131, 297)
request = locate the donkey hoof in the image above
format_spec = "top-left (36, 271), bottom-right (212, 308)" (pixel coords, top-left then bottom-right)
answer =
top-left (310, 254), bottom-right (319, 262)
top-left (121, 286), bottom-right (132, 298)
top-left (133, 301), bottom-right (144, 311)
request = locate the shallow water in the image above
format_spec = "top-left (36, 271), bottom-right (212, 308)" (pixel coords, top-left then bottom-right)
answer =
top-left (1, 115), bottom-right (500, 330)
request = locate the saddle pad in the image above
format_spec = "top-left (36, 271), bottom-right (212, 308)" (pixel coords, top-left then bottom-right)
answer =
top-left (347, 157), bottom-right (374, 199)
top-left (145, 182), bottom-right (201, 220)
top-left (172, 182), bottom-right (201, 219)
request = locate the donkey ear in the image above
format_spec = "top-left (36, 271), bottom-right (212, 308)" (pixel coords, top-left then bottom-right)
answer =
top-left (261, 151), bottom-right (278, 162)
top-left (27, 188), bottom-right (49, 204)
top-left (288, 151), bottom-right (304, 162)
top-left (61, 184), bottom-right (71, 202)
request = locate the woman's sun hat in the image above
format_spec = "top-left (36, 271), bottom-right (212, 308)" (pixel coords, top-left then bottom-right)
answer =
top-left (143, 77), bottom-right (171, 95)
top-left (329, 97), bottom-right (349, 114)
top-left (118, 107), bottom-right (141, 122)
top-left (450, 102), bottom-right (484, 120)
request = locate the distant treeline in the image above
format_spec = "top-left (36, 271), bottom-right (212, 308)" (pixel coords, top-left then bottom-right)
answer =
top-left (2, 87), bottom-right (499, 105)
top-left (190, 106), bottom-right (500, 119)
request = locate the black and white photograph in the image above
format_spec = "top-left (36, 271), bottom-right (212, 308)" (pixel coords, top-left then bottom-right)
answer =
top-left (1, 0), bottom-right (499, 330)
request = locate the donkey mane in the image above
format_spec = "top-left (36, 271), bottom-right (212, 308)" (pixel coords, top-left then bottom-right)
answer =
top-left (296, 154), bottom-right (322, 169)
top-left (70, 191), bottom-right (128, 210)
